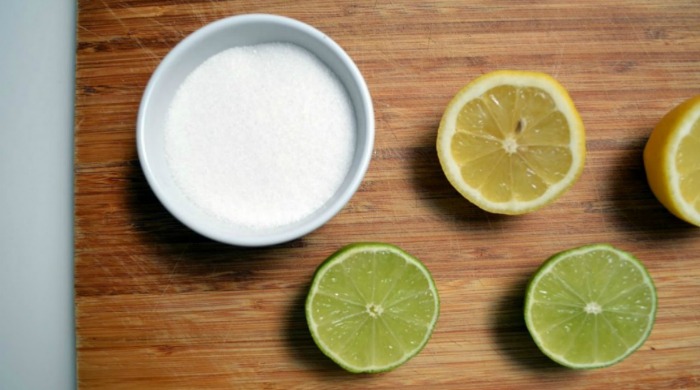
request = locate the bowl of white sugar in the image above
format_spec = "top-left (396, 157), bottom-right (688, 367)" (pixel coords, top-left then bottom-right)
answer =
top-left (137, 14), bottom-right (374, 247)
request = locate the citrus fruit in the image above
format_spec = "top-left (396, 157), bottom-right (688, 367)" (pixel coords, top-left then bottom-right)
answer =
top-left (644, 95), bottom-right (700, 226)
top-left (305, 243), bottom-right (439, 373)
top-left (436, 70), bottom-right (586, 214)
top-left (524, 244), bottom-right (657, 369)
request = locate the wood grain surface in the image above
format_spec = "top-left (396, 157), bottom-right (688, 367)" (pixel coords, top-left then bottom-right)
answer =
top-left (75, 1), bottom-right (700, 388)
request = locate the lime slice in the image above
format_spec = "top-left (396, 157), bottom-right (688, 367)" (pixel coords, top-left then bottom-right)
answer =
top-left (524, 244), bottom-right (657, 369)
top-left (305, 243), bottom-right (440, 373)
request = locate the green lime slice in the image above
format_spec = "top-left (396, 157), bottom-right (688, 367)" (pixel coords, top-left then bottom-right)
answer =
top-left (305, 243), bottom-right (440, 373)
top-left (524, 244), bottom-right (657, 369)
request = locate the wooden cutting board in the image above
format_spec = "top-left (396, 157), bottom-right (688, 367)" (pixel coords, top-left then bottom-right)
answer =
top-left (75, 1), bottom-right (700, 388)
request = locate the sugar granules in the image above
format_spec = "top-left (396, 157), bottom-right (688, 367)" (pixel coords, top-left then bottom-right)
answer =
top-left (164, 43), bottom-right (356, 230)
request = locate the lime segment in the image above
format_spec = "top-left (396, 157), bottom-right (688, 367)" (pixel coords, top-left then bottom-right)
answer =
top-left (524, 244), bottom-right (657, 369)
top-left (306, 243), bottom-right (439, 373)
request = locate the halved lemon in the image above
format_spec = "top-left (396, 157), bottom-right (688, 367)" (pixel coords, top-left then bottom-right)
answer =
top-left (643, 95), bottom-right (700, 226)
top-left (437, 70), bottom-right (586, 214)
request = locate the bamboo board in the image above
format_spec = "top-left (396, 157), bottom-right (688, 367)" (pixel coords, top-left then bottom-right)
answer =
top-left (75, 1), bottom-right (700, 388)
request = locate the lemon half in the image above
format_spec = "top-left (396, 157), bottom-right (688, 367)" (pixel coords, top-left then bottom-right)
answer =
top-left (437, 70), bottom-right (586, 215)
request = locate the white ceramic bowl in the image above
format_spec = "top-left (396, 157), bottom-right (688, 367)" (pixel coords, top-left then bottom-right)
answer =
top-left (137, 14), bottom-right (374, 247)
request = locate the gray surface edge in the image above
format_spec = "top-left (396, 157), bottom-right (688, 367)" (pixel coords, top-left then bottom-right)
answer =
top-left (0, 1), bottom-right (76, 389)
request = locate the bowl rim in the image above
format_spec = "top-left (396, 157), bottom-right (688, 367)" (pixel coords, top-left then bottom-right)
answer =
top-left (136, 13), bottom-right (374, 247)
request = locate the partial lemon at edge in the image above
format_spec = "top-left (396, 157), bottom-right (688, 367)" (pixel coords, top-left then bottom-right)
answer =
top-left (644, 95), bottom-right (700, 226)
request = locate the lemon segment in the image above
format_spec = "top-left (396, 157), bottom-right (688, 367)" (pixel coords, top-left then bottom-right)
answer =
top-left (644, 95), bottom-right (700, 226)
top-left (437, 70), bottom-right (586, 215)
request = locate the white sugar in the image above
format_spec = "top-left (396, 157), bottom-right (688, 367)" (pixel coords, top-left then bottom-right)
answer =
top-left (164, 43), bottom-right (356, 230)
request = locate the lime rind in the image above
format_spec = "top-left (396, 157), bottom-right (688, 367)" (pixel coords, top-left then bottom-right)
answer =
top-left (524, 244), bottom-right (657, 369)
top-left (306, 243), bottom-right (440, 373)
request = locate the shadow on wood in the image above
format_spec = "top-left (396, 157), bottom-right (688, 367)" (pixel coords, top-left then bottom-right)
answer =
top-left (491, 273), bottom-right (575, 374)
top-left (123, 149), bottom-right (303, 286)
top-left (283, 282), bottom-right (366, 379)
top-left (607, 138), bottom-right (698, 240)
top-left (408, 118), bottom-right (515, 232)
